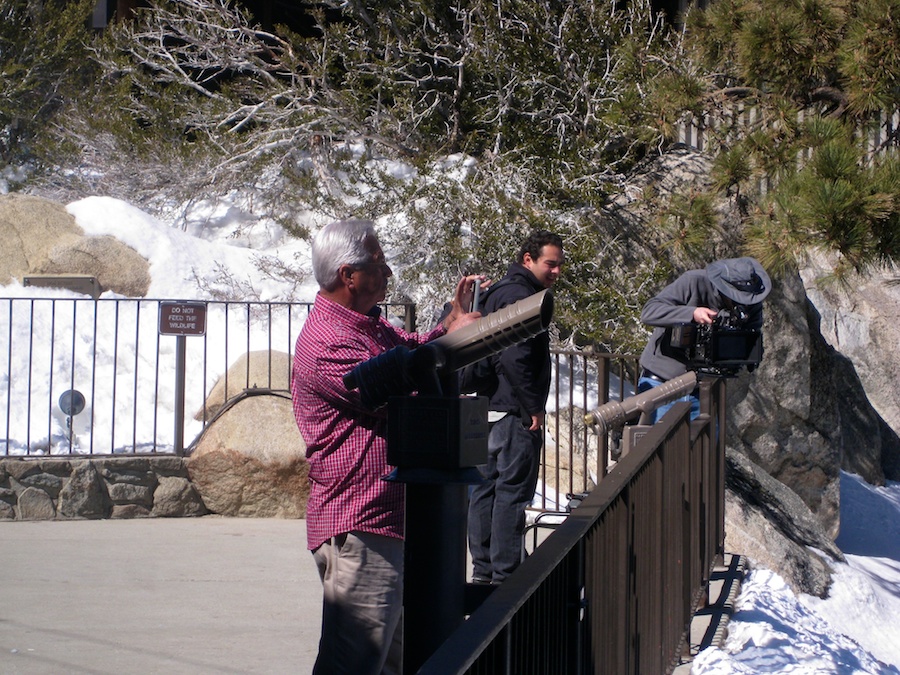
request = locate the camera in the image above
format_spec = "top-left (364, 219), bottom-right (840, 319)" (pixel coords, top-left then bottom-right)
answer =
top-left (669, 306), bottom-right (762, 377)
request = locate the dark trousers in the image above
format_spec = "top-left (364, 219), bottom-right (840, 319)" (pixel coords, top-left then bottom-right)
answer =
top-left (467, 413), bottom-right (543, 583)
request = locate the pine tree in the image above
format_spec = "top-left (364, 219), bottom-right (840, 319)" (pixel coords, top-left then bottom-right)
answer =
top-left (0, 0), bottom-right (96, 177)
top-left (668, 0), bottom-right (900, 280)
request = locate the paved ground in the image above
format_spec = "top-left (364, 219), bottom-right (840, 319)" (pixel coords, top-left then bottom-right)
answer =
top-left (0, 517), bottom-right (321, 675)
top-left (1, 517), bottom-right (737, 675)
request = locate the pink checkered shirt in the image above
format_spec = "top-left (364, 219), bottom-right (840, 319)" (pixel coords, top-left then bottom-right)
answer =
top-left (291, 293), bottom-right (446, 551)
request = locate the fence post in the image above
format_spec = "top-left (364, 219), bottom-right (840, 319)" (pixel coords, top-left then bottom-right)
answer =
top-left (174, 335), bottom-right (186, 456)
top-left (158, 301), bottom-right (207, 456)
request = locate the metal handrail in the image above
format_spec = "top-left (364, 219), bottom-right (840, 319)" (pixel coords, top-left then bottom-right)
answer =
top-left (420, 379), bottom-right (726, 675)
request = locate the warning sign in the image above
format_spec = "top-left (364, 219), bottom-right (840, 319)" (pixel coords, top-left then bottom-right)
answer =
top-left (158, 301), bottom-right (207, 336)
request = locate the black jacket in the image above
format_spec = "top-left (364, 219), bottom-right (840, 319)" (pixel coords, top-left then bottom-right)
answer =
top-left (485, 263), bottom-right (552, 416)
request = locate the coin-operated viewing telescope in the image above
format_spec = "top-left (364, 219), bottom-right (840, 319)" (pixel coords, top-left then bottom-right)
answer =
top-left (342, 287), bottom-right (554, 674)
top-left (584, 371), bottom-right (699, 435)
top-left (344, 288), bottom-right (554, 472)
top-left (343, 288), bottom-right (554, 405)
top-left (583, 371), bottom-right (704, 460)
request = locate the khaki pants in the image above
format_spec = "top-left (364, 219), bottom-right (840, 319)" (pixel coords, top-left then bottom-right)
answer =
top-left (312, 532), bottom-right (403, 675)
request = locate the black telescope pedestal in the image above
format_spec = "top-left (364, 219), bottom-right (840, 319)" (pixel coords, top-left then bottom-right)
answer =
top-left (385, 395), bottom-right (489, 673)
top-left (390, 471), bottom-right (480, 673)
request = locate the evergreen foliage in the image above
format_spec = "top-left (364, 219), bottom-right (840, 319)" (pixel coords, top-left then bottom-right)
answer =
top-left (0, 0), bottom-right (96, 174)
top-left (5, 0), bottom-right (899, 351)
top-left (677, 0), bottom-right (900, 281)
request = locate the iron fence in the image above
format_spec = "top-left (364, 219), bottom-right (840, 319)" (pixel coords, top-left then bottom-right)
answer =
top-left (1, 294), bottom-right (642, 550)
top-left (419, 378), bottom-right (727, 675)
top-left (1, 297), bottom-right (638, 508)
top-left (538, 349), bottom-right (640, 510)
top-left (0, 297), bottom-right (414, 456)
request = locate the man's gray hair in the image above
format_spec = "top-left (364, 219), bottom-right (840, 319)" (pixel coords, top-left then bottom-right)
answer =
top-left (312, 219), bottom-right (378, 291)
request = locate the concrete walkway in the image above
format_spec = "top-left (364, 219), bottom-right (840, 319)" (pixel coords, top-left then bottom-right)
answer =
top-left (1, 518), bottom-right (738, 674)
top-left (0, 518), bottom-right (321, 675)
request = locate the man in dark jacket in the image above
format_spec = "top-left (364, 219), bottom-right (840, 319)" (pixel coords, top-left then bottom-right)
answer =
top-left (467, 230), bottom-right (564, 584)
top-left (638, 257), bottom-right (771, 423)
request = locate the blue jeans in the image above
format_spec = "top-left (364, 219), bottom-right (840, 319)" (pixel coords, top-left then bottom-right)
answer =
top-left (467, 413), bottom-right (543, 583)
top-left (637, 375), bottom-right (700, 425)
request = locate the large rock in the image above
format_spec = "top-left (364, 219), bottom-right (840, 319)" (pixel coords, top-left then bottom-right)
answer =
top-left (195, 350), bottom-right (292, 421)
top-left (830, 350), bottom-right (900, 484)
top-left (727, 270), bottom-right (900, 542)
top-left (39, 234), bottom-right (151, 297)
top-left (801, 256), bottom-right (900, 482)
top-left (0, 193), bottom-right (82, 283)
top-left (724, 448), bottom-right (843, 598)
top-left (187, 393), bottom-right (309, 518)
top-left (0, 193), bottom-right (151, 296)
top-left (726, 272), bottom-right (842, 538)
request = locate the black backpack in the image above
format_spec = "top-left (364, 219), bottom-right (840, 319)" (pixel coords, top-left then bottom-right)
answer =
top-left (456, 278), bottom-right (517, 396)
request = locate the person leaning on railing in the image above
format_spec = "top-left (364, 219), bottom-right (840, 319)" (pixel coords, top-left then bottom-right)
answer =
top-left (637, 257), bottom-right (772, 424)
top-left (290, 218), bottom-right (480, 675)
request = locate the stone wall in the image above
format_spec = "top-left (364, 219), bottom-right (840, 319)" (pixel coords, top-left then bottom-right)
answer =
top-left (0, 456), bottom-right (208, 520)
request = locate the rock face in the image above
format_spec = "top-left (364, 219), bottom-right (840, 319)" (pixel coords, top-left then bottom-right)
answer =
top-left (724, 449), bottom-right (843, 597)
top-left (0, 193), bottom-right (151, 296)
top-left (718, 256), bottom-right (900, 597)
top-left (187, 392), bottom-right (309, 518)
top-left (728, 270), bottom-right (900, 526)
top-left (726, 272), bottom-right (842, 538)
top-left (801, 256), bottom-right (900, 482)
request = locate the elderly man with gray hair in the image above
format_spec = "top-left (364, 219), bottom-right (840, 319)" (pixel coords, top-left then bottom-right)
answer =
top-left (291, 218), bottom-right (479, 675)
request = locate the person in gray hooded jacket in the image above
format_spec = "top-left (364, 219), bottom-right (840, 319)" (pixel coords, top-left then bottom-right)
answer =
top-left (638, 257), bottom-right (772, 423)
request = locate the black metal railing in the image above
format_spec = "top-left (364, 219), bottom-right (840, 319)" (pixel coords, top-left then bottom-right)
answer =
top-left (0, 297), bottom-right (414, 456)
top-left (1, 298), bottom-right (634, 484)
top-left (419, 378), bottom-right (726, 675)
